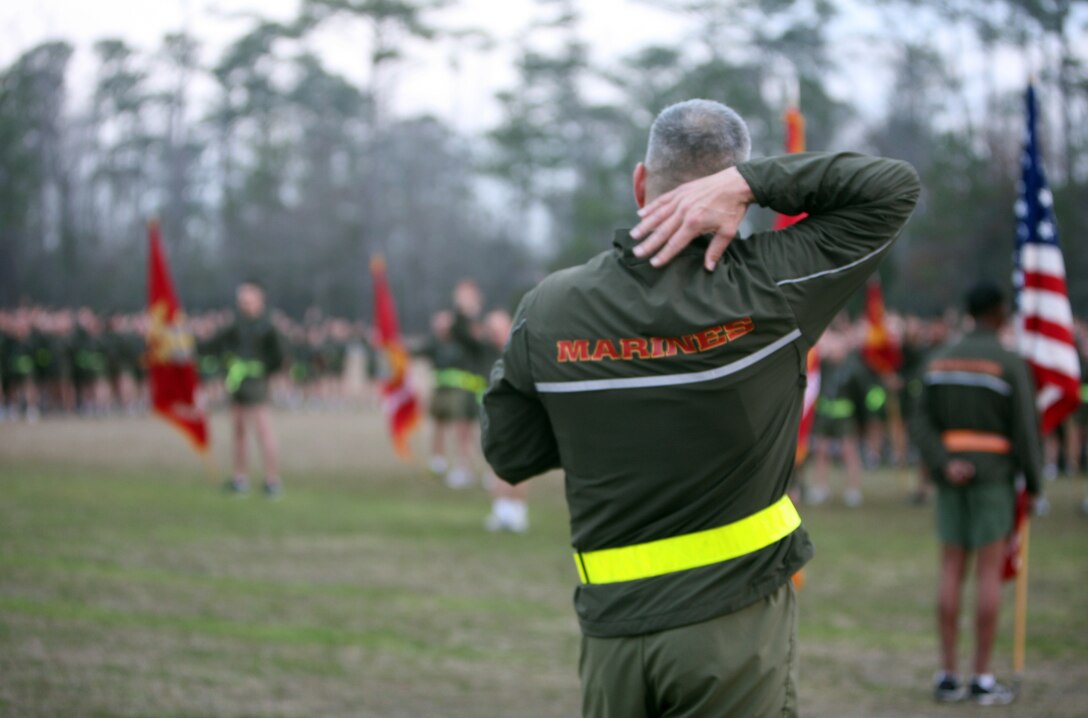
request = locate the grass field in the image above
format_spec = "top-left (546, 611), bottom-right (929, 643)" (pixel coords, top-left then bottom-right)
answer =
top-left (1, 408), bottom-right (1086, 717)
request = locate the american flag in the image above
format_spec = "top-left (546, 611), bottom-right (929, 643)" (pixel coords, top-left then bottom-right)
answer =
top-left (1013, 83), bottom-right (1080, 435)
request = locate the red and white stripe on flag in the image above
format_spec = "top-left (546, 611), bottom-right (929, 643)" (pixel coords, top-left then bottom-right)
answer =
top-left (1017, 242), bottom-right (1080, 433)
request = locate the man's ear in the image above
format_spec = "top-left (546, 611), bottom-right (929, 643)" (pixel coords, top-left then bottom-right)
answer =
top-left (633, 162), bottom-right (647, 209)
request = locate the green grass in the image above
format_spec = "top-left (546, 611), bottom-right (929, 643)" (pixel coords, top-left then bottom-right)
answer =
top-left (1, 411), bottom-right (1086, 717)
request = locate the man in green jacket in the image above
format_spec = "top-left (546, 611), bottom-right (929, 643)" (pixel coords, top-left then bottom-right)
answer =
top-left (912, 282), bottom-right (1043, 705)
top-left (481, 99), bottom-right (920, 717)
top-left (206, 280), bottom-right (287, 497)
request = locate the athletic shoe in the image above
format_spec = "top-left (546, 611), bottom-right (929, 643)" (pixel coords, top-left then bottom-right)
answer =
top-left (483, 510), bottom-right (529, 534)
top-left (262, 481), bottom-right (283, 500)
top-left (445, 467), bottom-right (474, 489)
top-left (428, 455), bottom-right (448, 476)
top-left (224, 477), bottom-right (249, 496)
top-left (969, 677), bottom-right (1016, 706)
top-left (1033, 496), bottom-right (1050, 517)
top-left (843, 488), bottom-right (863, 508)
top-left (933, 673), bottom-right (966, 703)
top-left (805, 485), bottom-right (830, 506)
top-left (484, 499), bottom-right (529, 533)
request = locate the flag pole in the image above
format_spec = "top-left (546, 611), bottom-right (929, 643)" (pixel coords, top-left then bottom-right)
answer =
top-left (1012, 516), bottom-right (1031, 678)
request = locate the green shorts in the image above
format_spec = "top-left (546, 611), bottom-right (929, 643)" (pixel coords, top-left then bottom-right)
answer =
top-left (816, 414), bottom-right (854, 440)
top-left (936, 480), bottom-right (1015, 549)
top-left (579, 582), bottom-right (798, 718)
top-left (429, 387), bottom-right (478, 422)
top-left (229, 378), bottom-right (269, 406)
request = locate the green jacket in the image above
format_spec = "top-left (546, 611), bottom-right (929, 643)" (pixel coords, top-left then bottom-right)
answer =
top-left (911, 328), bottom-right (1044, 495)
top-left (481, 152), bottom-right (919, 637)
top-left (204, 313), bottom-right (285, 403)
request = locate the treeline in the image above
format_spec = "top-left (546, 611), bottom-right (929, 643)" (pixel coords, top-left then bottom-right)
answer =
top-left (2, 0), bottom-right (1086, 328)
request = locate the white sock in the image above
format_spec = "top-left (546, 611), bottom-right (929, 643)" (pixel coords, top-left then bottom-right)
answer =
top-left (974, 674), bottom-right (995, 689)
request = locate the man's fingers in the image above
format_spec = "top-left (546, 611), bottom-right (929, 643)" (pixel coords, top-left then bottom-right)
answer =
top-left (703, 231), bottom-right (733, 271)
top-left (630, 194), bottom-right (678, 241)
top-left (649, 211), bottom-right (703, 267)
top-left (634, 212), bottom-right (683, 261)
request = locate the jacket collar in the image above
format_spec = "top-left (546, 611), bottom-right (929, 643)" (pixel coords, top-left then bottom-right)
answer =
top-left (613, 229), bottom-right (715, 265)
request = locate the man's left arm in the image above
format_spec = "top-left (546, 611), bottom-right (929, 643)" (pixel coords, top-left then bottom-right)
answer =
top-left (481, 298), bottom-right (560, 484)
top-left (1009, 357), bottom-right (1044, 496)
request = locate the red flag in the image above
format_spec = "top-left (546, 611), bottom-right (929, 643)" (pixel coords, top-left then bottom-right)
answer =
top-left (371, 256), bottom-right (421, 458)
top-left (774, 105), bottom-right (820, 464)
top-left (146, 220), bottom-right (208, 453)
top-left (774, 106), bottom-right (808, 231)
top-left (861, 279), bottom-right (903, 375)
top-left (1002, 487), bottom-right (1032, 581)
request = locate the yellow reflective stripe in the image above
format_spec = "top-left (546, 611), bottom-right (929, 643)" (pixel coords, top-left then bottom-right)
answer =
top-left (865, 385), bottom-right (887, 412)
top-left (225, 359), bottom-right (265, 393)
top-left (436, 368), bottom-right (487, 395)
top-left (574, 495), bottom-right (801, 585)
top-left (818, 397), bottom-right (854, 418)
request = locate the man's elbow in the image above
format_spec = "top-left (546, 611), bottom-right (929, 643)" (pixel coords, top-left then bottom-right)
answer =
top-left (886, 159), bottom-right (922, 211)
top-left (482, 441), bottom-right (557, 485)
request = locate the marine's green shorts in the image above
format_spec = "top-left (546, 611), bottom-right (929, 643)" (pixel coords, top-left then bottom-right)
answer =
top-left (579, 582), bottom-right (798, 718)
top-left (936, 480), bottom-right (1015, 549)
top-left (429, 387), bottom-right (478, 422)
top-left (815, 414), bottom-right (854, 440)
top-left (229, 377), bottom-right (269, 406)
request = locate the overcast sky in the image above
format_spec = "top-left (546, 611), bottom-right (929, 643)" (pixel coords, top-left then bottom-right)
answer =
top-left (0, 0), bottom-right (696, 132)
top-left (0, 0), bottom-right (1061, 142)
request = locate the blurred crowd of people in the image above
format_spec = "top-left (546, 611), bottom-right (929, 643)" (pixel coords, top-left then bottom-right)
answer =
top-left (0, 305), bottom-right (372, 421)
top-left (5, 302), bottom-right (1088, 504)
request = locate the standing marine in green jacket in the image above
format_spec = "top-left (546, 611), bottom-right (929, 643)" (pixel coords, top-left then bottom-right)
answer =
top-left (912, 282), bottom-right (1043, 706)
top-left (205, 280), bottom-right (287, 498)
top-left (481, 99), bottom-right (920, 718)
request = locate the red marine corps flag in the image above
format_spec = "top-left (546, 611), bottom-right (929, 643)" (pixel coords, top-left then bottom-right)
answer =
top-left (861, 279), bottom-right (903, 376)
top-left (371, 256), bottom-right (421, 458)
top-left (145, 220), bottom-right (208, 453)
top-left (774, 105), bottom-right (820, 465)
top-left (774, 106), bottom-right (809, 232)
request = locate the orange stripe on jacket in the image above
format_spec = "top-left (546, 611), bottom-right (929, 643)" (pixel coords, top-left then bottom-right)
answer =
top-left (941, 430), bottom-right (1012, 454)
top-left (928, 358), bottom-right (1003, 376)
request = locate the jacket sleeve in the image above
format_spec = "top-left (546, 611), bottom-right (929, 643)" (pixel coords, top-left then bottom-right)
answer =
top-left (480, 293), bottom-right (561, 484)
top-left (910, 358), bottom-right (950, 481)
top-left (266, 325), bottom-right (287, 373)
top-left (1009, 356), bottom-right (1044, 496)
top-left (199, 321), bottom-right (231, 357)
top-left (735, 152), bottom-right (921, 343)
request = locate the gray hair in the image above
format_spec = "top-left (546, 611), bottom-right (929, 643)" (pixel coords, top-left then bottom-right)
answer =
top-left (644, 99), bottom-right (751, 197)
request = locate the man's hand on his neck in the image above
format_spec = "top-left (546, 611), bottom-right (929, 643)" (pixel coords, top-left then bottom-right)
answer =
top-left (629, 166), bottom-right (754, 272)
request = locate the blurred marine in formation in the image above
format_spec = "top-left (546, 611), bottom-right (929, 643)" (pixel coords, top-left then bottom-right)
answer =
top-left (203, 280), bottom-right (287, 498)
top-left (424, 280), bottom-right (489, 489)
top-left (913, 283), bottom-right (1042, 706)
top-left (481, 99), bottom-right (920, 717)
